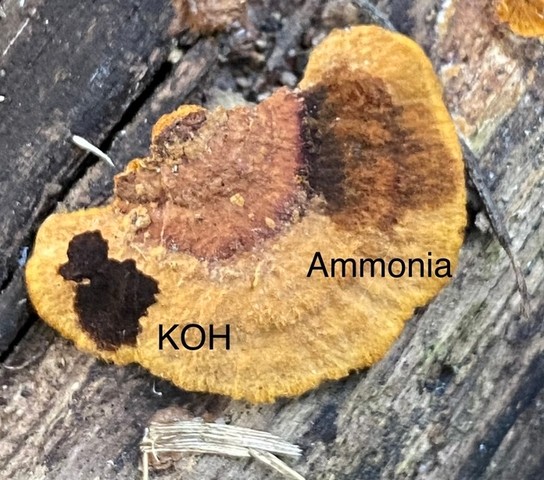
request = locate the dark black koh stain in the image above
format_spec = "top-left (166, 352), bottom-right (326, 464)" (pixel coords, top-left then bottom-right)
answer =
top-left (59, 231), bottom-right (159, 351)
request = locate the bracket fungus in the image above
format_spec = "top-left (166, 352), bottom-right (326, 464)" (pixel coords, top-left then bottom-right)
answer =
top-left (26, 26), bottom-right (466, 403)
top-left (496, 0), bottom-right (544, 37)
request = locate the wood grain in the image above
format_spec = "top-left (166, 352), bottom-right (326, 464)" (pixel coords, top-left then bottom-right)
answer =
top-left (0, 0), bottom-right (173, 345)
top-left (0, 0), bottom-right (542, 479)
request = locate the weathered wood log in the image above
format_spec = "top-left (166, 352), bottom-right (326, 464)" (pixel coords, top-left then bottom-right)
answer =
top-left (0, 0), bottom-right (173, 346)
top-left (0, 0), bottom-right (542, 479)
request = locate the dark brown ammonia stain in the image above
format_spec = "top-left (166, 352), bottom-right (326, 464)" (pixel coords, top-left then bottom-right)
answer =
top-left (59, 231), bottom-right (159, 350)
top-left (302, 67), bottom-right (457, 232)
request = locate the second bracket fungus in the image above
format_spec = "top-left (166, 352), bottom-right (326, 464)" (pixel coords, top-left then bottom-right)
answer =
top-left (26, 26), bottom-right (466, 403)
top-left (496, 0), bottom-right (544, 37)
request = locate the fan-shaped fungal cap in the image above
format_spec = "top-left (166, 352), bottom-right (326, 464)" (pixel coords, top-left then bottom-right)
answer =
top-left (26, 26), bottom-right (466, 403)
top-left (496, 0), bottom-right (544, 37)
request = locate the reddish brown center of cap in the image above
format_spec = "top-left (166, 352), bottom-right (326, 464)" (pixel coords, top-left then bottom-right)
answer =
top-left (115, 89), bottom-right (307, 260)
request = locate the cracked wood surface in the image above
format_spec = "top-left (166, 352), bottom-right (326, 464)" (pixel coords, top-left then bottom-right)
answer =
top-left (0, 0), bottom-right (173, 349)
top-left (0, 0), bottom-right (543, 479)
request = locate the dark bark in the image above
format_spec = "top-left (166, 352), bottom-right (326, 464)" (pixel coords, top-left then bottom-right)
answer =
top-left (0, 0), bottom-right (542, 479)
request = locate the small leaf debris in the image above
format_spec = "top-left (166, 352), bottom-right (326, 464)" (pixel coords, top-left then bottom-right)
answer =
top-left (140, 419), bottom-right (304, 480)
top-left (71, 134), bottom-right (116, 169)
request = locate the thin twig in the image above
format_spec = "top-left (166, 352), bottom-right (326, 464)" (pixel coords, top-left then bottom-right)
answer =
top-left (249, 449), bottom-right (306, 480)
top-left (461, 139), bottom-right (531, 318)
top-left (1, 350), bottom-right (42, 370)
